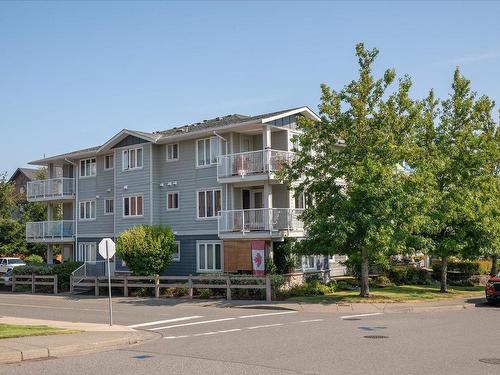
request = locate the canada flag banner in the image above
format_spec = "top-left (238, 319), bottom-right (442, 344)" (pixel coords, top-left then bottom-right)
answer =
top-left (251, 240), bottom-right (266, 276)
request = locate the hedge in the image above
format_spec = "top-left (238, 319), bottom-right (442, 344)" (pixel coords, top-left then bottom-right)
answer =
top-left (13, 262), bottom-right (83, 291)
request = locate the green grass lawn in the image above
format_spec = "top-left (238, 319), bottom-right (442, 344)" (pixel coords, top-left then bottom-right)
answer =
top-left (286, 285), bottom-right (485, 304)
top-left (0, 324), bottom-right (80, 339)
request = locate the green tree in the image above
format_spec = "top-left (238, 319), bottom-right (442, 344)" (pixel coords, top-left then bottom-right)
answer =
top-left (413, 69), bottom-right (500, 291)
top-left (0, 173), bottom-right (26, 255)
top-left (282, 44), bottom-right (424, 297)
top-left (116, 225), bottom-right (176, 275)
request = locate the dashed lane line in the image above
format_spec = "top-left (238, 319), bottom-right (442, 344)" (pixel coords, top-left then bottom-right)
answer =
top-left (162, 319), bottom-right (323, 340)
top-left (148, 311), bottom-right (298, 331)
top-left (128, 316), bottom-right (203, 328)
top-left (340, 313), bottom-right (384, 320)
top-left (247, 323), bottom-right (284, 330)
top-left (148, 317), bottom-right (236, 331)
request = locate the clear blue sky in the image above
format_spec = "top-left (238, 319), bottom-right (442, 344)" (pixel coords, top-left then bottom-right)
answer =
top-left (1, 1), bottom-right (499, 176)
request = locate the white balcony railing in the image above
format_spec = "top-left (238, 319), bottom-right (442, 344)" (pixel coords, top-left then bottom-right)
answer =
top-left (26, 220), bottom-right (75, 242)
top-left (27, 178), bottom-right (75, 202)
top-left (217, 149), bottom-right (294, 180)
top-left (218, 208), bottom-right (304, 235)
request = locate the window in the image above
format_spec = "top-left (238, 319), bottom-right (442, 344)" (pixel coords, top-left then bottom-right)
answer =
top-left (172, 241), bottom-right (180, 262)
top-left (295, 192), bottom-right (305, 209)
top-left (80, 158), bottom-right (96, 177)
top-left (76, 243), bottom-right (96, 263)
top-left (122, 147), bottom-right (143, 171)
top-left (166, 144), bottom-right (179, 161)
top-left (104, 198), bottom-right (114, 215)
top-left (196, 137), bottom-right (219, 167)
top-left (79, 200), bottom-right (96, 220)
top-left (197, 241), bottom-right (222, 272)
top-left (167, 192), bottom-right (179, 210)
top-left (104, 154), bottom-right (114, 170)
top-left (123, 194), bottom-right (143, 217)
top-left (197, 189), bottom-right (221, 218)
top-left (301, 255), bottom-right (320, 271)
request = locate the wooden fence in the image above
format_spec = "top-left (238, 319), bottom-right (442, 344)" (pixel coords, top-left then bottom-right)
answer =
top-left (11, 274), bottom-right (58, 294)
top-left (70, 274), bottom-right (271, 301)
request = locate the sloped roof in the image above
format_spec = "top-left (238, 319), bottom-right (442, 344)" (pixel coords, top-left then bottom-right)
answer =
top-left (29, 146), bottom-right (101, 165)
top-left (9, 167), bottom-right (40, 182)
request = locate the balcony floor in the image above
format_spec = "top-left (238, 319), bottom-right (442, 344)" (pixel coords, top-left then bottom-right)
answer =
top-left (218, 230), bottom-right (304, 240)
top-left (26, 237), bottom-right (75, 244)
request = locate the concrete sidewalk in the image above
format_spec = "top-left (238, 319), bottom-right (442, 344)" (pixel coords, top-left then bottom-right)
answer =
top-left (0, 316), bottom-right (158, 365)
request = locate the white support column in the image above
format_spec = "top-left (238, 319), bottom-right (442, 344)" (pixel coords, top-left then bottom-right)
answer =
top-left (263, 184), bottom-right (272, 209)
top-left (263, 125), bottom-right (271, 149)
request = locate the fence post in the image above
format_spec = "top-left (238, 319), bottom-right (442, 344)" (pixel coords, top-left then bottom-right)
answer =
top-left (188, 274), bottom-right (193, 299)
top-left (266, 274), bottom-right (272, 302)
top-left (124, 276), bottom-right (128, 297)
top-left (226, 276), bottom-right (232, 301)
top-left (94, 276), bottom-right (99, 296)
top-left (155, 275), bottom-right (160, 298)
top-left (31, 274), bottom-right (35, 294)
top-left (11, 275), bottom-right (16, 292)
top-left (53, 274), bottom-right (58, 294)
top-left (69, 275), bottom-right (74, 293)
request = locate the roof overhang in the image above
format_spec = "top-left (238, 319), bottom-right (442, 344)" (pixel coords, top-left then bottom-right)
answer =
top-left (261, 106), bottom-right (320, 123)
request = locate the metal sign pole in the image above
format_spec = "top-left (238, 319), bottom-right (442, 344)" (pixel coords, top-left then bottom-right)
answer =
top-left (106, 242), bottom-right (113, 326)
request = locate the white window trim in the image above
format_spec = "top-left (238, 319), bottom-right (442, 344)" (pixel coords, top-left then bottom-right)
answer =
top-left (79, 158), bottom-right (97, 179)
top-left (196, 240), bottom-right (223, 273)
top-left (172, 241), bottom-right (180, 262)
top-left (166, 143), bottom-right (179, 162)
top-left (195, 137), bottom-right (220, 168)
top-left (122, 147), bottom-right (144, 171)
top-left (301, 255), bottom-right (321, 271)
top-left (104, 198), bottom-right (114, 215)
top-left (77, 242), bottom-right (97, 263)
top-left (122, 194), bottom-right (144, 218)
top-left (79, 200), bottom-right (96, 221)
top-left (104, 154), bottom-right (114, 171)
top-left (196, 188), bottom-right (222, 220)
top-left (166, 191), bottom-right (180, 211)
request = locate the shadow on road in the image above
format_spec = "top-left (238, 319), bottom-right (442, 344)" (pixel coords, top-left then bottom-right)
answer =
top-left (465, 297), bottom-right (499, 308)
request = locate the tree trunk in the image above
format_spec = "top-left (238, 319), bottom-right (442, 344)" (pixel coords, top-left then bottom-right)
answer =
top-left (440, 255), bottom-right (448, 293)
top-left (360, 248), bottom-right (370, 298)
top-left (491, 255), bottom-right (498, 276)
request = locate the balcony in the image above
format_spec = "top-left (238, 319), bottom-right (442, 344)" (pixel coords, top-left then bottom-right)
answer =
top-left (26, 221), bottom-right (75, 243)
top-left (218, 208), bottom-right (304, 238)
top-left (217, 149), bottom-right (293, 184)
top-left (27, 178), bottom-right (75, 202)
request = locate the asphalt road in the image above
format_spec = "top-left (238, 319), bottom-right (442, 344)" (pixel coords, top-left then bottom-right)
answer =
top-left (0, 293), bottom-right (499, 375)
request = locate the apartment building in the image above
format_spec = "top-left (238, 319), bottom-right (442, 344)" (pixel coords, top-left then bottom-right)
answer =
top-left (25, 107), bottom-right (330, 275)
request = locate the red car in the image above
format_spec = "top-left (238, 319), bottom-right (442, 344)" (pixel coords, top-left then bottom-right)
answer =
top-left (485, 273), bottom-right (500, 305)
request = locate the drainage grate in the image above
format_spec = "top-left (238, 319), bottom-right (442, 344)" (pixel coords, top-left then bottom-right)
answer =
top-left (479, 359), bottom-right (500, 365)
top-left (344, 318), bottom-right (361, 321)
top-left (364, 335), bottom-right (389, 339)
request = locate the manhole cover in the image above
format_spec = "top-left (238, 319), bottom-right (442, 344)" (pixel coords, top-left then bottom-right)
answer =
top-left (479, 359), bottom-right (500, 365)
top-left (364, 335), bottom-right (389, 339)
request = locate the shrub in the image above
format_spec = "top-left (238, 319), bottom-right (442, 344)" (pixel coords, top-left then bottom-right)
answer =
top-left (336, 278), bottom-right (359, 290)
top-left (281, 279), bottom-right (335, 298)
top-left (24, 254), bottom-right (44, 264)
top-left (376, 275), bottom-right (394, 287)
top-left (52, 262), bottom-right (82, 291)
top-left (432, 261), bottom-right (486, 281)
top-left (13, 264), bottom-right (52, 275)
top-left (116, 225), bottom-right (176, 275)
top-left (387, 266), bottom-right (431, 285)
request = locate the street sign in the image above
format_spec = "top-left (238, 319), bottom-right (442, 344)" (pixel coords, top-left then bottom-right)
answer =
top-left (99, 238), bottom-right (116, 259)
top-left (98, 238), bottom-right (115, 326)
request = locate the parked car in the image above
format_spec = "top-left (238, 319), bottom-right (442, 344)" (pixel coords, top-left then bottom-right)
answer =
top-left (485, 272), bottom-right (500, 305)
top-left (1, 268), bottom-right (13, 286)
top-left (0, 257), bottom-right (26, 274)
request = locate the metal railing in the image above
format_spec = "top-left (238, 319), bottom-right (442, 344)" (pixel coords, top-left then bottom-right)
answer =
top-left (217, 149), bottom-right (294, 179)
top-left (218, 208), bottom-right (304, 234)
top-left (26, 220), bottom-right (75, 242)
top-left (27, 177), bottom-right (75, 201)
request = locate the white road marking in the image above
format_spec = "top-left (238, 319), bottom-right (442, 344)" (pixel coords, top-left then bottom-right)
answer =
top-left (340, 313), bottom-right (383, 319)
top-left (128, 316), bottom-right (203, 328)
top-left (149, 317), bottom-right (236, 330)
top-left (295, 319), bottom-right (324, 323)
top-left (217, 328), bottom-right (242, 333)
top-left (237, 311), bottom-right (298, 319)
top-left (193, 331), bottom-right (218, 336)
top-left (247, 323), bottom-right (284, 330)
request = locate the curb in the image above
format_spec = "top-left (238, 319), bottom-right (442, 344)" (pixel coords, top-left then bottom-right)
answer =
top-left (0, 331), bottom-right (158, 365)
